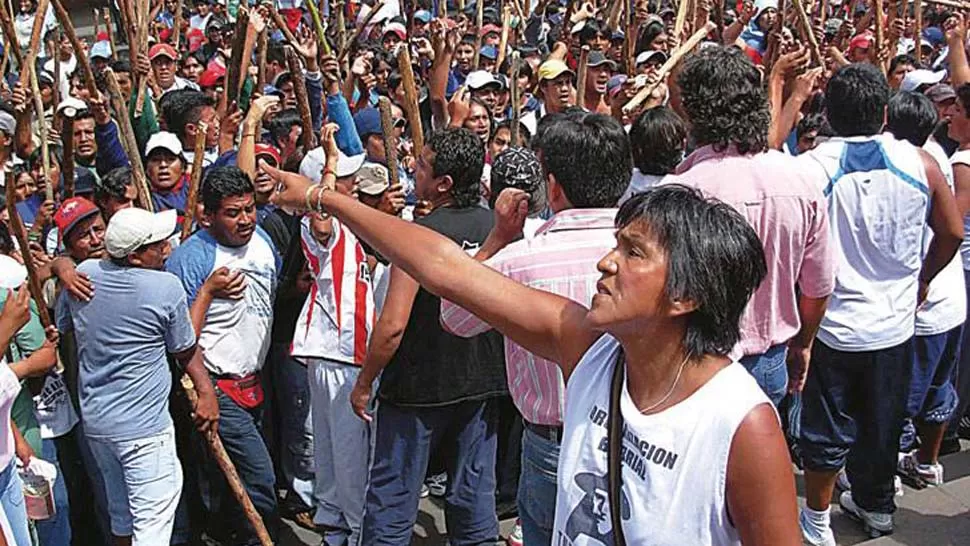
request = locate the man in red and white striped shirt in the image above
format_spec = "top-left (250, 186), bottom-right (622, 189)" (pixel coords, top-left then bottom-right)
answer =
top-left (440, 113), bottom-right (631, 545)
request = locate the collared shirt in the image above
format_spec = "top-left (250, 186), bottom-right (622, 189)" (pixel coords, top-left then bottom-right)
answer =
top-left (440, 208), bottom-right (617, 426)
top-left (664, 145), bottom-right (835, 357)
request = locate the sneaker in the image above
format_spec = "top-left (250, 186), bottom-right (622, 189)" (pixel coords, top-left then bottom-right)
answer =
top-left (837, 468), bottom-right (903, 496)
top-left (420, 483), bottom-right (430, 498)
top-left (506, 519), bottom-right (523, 546)
top-left (898, 452), bottom-right (944, 486)
top-left (839, 490), bottom-right (894, 538)
top-left (427, 472), bottom-right (447, 497)
top-left (798, 509), bottom-right (836, 546)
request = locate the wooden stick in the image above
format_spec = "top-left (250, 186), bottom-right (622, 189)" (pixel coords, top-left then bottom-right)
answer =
top-left (305, 0), bottom-right (332, 55)
top-left (791, 0), bottom-right (824, 67)
top-left (674, 0), bottom-right (691, 39)
top-left (173, 0), bottom-right (183, 49)
top-left (93, 7), bottom-right (100, 39)
top-left (286, 47), bottom-right (316, 150)
top-left (607, 0), bottom-right (624, 31)
top-left (105, 9), bottom-right (119, 61)
top-left (267, 3), bottom-right (299, 46)
top-left (28, 65), bottom-right (52, 203)
top-left (338, 0), bottom-right (386, 62)
top-left (4, 179), bottom-right (52, 329)
top-left (378, 97), bottom-right (400, 188)
top-left (915, 0), bottom-right (923, 64)
top-left (104, 69), bottom-right (153, 212)
top-left (625, 4), bottom-right (637, 76)
top-left (19, 0), bottom-right (51, 91)
top-left (623, 21), bottom-right (715, 114)
top-left (396, 47), bottom-right (424, 155)
top-left (496, 6), bottom-right (512, 72)
top-left (180, 375), bottom-right (273, 546)
top-left (873, 0), bottom-right (885, 70)
top-left (510, 51), bottom-right (521, 145)
top-left (181, 122), bottom-right (207, 241)
top-left (134, 0), bottom-right (152, 117)
top-left (52, 33), bottom-right (61, 108)
top-left (0, 42), bottom-right (9, 80)
top-left (224, 8), bottom-right (250, 108)
top-left (575, 45), bottom-right (589, 109)
top-left (335, 0), bottom-right (347, 53)
top-left (50, 0), bottom-right (99, 99)
top-left (256, 28), bottom-right (268, 93)
top-left (923, 0), bottom-right (967, 8)
top-left (473, 0), bottom-right (484, 69)
top-left (0, 0), bottom-right (22, 71)
top-left (60, 116), bottom-right (74, 199)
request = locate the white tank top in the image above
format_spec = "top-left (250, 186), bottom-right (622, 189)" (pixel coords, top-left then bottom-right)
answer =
top-left (552, 335), bottom-right (772, 546)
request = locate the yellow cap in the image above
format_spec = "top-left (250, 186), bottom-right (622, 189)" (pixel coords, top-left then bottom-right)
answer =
top-left (537, 59), bottom-right (575, 81)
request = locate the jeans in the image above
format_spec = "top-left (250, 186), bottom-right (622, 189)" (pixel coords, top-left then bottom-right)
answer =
top-left (0, 459), bottom-right (30, 546)
top-left (272, 344), bottom-right (314, 512)
top-left (800, 339), bottom-right (913, 514)
top-left (34, 437), bottom-right (71, 545)
top-left (948, 269), bottom-right (970, 437)
top-left (901, 326), bottom-right (963, 451)
top-left (86, 427), bottom-right (183, 544)
top-left (361, 399), bottom-right (499, 546)
top-left (517, 427), bottom-right (559, 546)
top-left (740, 344), bottom-right (788, 407)
top-left (197, 387), bottom-right (279, 545)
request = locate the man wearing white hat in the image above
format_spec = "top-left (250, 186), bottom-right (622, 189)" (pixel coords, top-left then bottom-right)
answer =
top-left (55, 206), bottom-right (217, 546)
top-left (145, 131), bottom-right (192, 215)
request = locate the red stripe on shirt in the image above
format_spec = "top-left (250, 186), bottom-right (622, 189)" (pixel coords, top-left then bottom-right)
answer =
top-left (353, 244), bottom-right (368, 364)
top-left (331, 227), bottom-right (346, 330)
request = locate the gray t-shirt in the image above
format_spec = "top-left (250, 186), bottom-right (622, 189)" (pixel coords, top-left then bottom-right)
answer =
top-left (56, 260), bottom-right (196, 441)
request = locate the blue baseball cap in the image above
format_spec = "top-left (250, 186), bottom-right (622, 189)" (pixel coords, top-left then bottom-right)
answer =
top-left (480, 45), bottom-right (498, 60)
top-left (354, 108), bottom-right (382, 138)
top-left (923, 27), bottom-right (945, 47)
top-left (414, 9), bottom-right (432, 23)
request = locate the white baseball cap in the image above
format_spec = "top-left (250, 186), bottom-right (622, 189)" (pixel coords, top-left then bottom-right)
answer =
top-left (105, 208), bottom-right (178, 259)
top-left (466, 70), bottom-right (501, 91)
top-left (900, 69), bottom-right (946, 92)
top-left (145, 131), bottom-right (184, 158)
top-left (299, 147), bottom-right (366, 183)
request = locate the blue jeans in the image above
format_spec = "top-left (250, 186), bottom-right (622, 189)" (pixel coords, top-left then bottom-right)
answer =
top-left (362, 399), bottom-right (499, 546)
top-left (198, 387), bottom-right (279, 545)
top-left (901, 326), bottom-right (963, 451)
top-left (272, 344), bottom-right (314, 512)
top-left (740, 344), bottom-right (788, 407)
top-left (947, 269), bottom-right (970, 437)
top-left (0, 459), bottom-right (30, 546)
top-left (34, 437), bottom-right (71, 545)
top-left (517, 427), bottom-right (559, 546)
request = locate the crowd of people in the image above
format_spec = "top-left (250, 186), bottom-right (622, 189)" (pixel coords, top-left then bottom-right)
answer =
top-left (0, 0), bottom-right (964, 545)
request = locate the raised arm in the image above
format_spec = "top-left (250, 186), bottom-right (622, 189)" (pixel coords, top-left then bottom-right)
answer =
top-left (262, 163), bottom-right (599, 378)
top-left (919, 149), bottom-right (965, 302)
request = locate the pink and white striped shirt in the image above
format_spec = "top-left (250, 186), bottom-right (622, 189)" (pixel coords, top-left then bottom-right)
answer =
top-left (440, 209), bottom-right (617, 426)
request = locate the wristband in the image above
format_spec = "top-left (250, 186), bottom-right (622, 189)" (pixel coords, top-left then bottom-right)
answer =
top-left (305, 184), bottom-right (316, 212)
top-left (315, 184), bottom-right (330, 217)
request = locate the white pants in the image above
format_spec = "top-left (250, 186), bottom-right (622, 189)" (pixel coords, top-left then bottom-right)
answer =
top-left (308, 359), bottom-right (372, 545)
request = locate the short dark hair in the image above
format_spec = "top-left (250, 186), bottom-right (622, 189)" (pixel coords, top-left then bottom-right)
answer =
top-left (266, 43), bottom-right (286, 65)
top-left (111, 59), bottom-right (131, 74)
top-left (956, 83), bottom-right (970, 116)
top-left (579, 19), bottom-right (610, 45)
top-left (161, 89), bottom-right (215, 141)
top-left (677, 45), bottom-right (769, 154)
top-left (266, 108), bottom-right (303, 148)
top-left (532, 111), bottom-right (630, 208)
top-left (426, 128), bottom-right (485, 209)
top-left (202, 166), bottom-right (254, 213)
top-left (796, 113), bottom-right (825, 140)
top-left (629, 107), bottom-right (687, 176)
top-left (96, 166), bottom-right (134, 204)
top-left (887, 90), bottom-right (939, 146)
top-left (889, 54), bottom-right (920, 74)
top-left (825, 63), bottom-right (889, 137)
top-left (615, 185), bottom-right (767, 357)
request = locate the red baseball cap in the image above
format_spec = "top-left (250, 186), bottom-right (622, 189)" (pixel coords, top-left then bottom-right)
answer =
top-left (199, 68), bottom-right (225, 88)
top-left (254, 144), bottom-right (281, 165)
top-left (187, 28), bottom-right (206, 53)
top-left (54, 197), bottom-right (100, 240)
top-left (96, 31), bottom-right (109, 42)
top-left (149, 43), bottom-right (178, 61)
top-left (849, 33), bottom-right (873, 51)
top-left (481, 24), bottom-right (501, 37)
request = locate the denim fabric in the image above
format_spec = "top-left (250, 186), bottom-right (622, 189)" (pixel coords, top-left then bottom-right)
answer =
top-left (947, 269), bottom-right (970, 437)
top-left (517, 427), bottom-right (559, 546)
top-left (740, 344), bottom-right (789, 407)
top-left (56, 422), bottom-right (111, 545)
top-left (800, 339), bottom-right (913, 514)
top-left (0, 459), bottom-right (31, 546)
top-left (272, 344), bottom-right (314, 512)
top-left (197, 388), bottom-right (279, 546)
top-left (362, 399), bottom-right (499, 546)
top-left (33, 437), bottom-right (71, 545)
top-left (86, 426), bottom-right (182, 543)
top-left (901, 326), bottom-right (963, 451)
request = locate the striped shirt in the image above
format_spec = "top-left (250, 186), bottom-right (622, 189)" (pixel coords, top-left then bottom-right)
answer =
top-left (440, 209), bottom-right (617, 426)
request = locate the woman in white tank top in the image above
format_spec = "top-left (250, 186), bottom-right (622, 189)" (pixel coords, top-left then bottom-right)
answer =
top-left (266, 149), bottom-right (802, 545)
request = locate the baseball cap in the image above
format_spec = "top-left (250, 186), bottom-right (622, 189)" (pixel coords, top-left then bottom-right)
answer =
top-left (89, 41), bottom-right (112, 60)
top-left (353, 108), bottom-right (382, 138)
top-left (105, 208), bottom-right (177, 259)
top-left (849, 33), bottom-right (873, 51)
top-left (480, 45), bottom-right (499, 60)
top-left (357, 162), bottom-right (390, 195)
top-left (901, 69), bottom-right (946, 92)
top-left (606, 74), bottom-right (627, 98)
top-left (145, 131), bottom-right (183, 158)
top-left (54, 197), bottom-right (100, 240)
top-left (491, 147), bottom-right (542, 193)
top-left (538, 59), bottom-right (574, 81)
top-left (56, 97), bottom-right (87, 118)
top-left (148, 43), bottom-right (178, 61)
top-left (587, 51), bottom-right (617, 70)
top-left (923, 27), bottom-right (945, 47)
top-left (467, 70), bottom-right (501, 90)
top-left (480, 23), bottom-right (501, 37)
top-left (925, 83), bottom-right (957, 104)
top-left (199, 68), bottom-right (225, 88)
top-left (414, 9), bottom-right (432, 23)
top-left (383, 22), bottom-right (407, 40)
top-left (0, 255), bottom-right (25, 289)
top-left (0, 111), bottom-right (15, 136)
top-left (635, 50), bottom-right (668, 67)
top-left (298, 147), bottom-right (366, 183)
top-left (254, 144), bottom-right (281, 165)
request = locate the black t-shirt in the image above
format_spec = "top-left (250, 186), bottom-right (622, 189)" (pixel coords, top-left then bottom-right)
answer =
top-left (378, 206), bottom-right (508, 407)
top-left (260, 207), bottom-right (309, 344)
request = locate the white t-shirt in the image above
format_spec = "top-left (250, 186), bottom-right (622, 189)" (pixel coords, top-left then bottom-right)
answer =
top-left (553, 335), bottom-right (770, 546)
top-left (619, 169), bottom-right (665, 206)
top-left (32, 371), bottom-right (79, 439)
top-left (800, 134), bottom-right (930, 351)
top-left (952, 149), bottom-right (970, 271)
top-left (916, 140), bottom-right (966, 336)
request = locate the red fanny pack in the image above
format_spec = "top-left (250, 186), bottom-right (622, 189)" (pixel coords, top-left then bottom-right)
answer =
top-left (216, 374), bottom-right (264, 409)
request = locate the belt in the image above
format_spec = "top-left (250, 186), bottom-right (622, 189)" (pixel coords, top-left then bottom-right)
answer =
top-left (525, 421), bottom-right (563, 444)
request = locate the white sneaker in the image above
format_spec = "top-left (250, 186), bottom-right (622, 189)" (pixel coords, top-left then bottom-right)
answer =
top-left (506, 519), bottom-right (523, 546)
top-left (799, 509), bottom-right (836, 546)
top-left (426, 472), bottom-right (447, 497)
top-left (839, 490), bottom-right (894, 538)
top-left (837, 468), bottom-right (903, 496)
top-left (897, 451), bottom-right (944, 486)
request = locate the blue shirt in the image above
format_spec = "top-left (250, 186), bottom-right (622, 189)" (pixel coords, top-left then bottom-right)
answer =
top-left (55, 260), bottom-right (196, 441)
